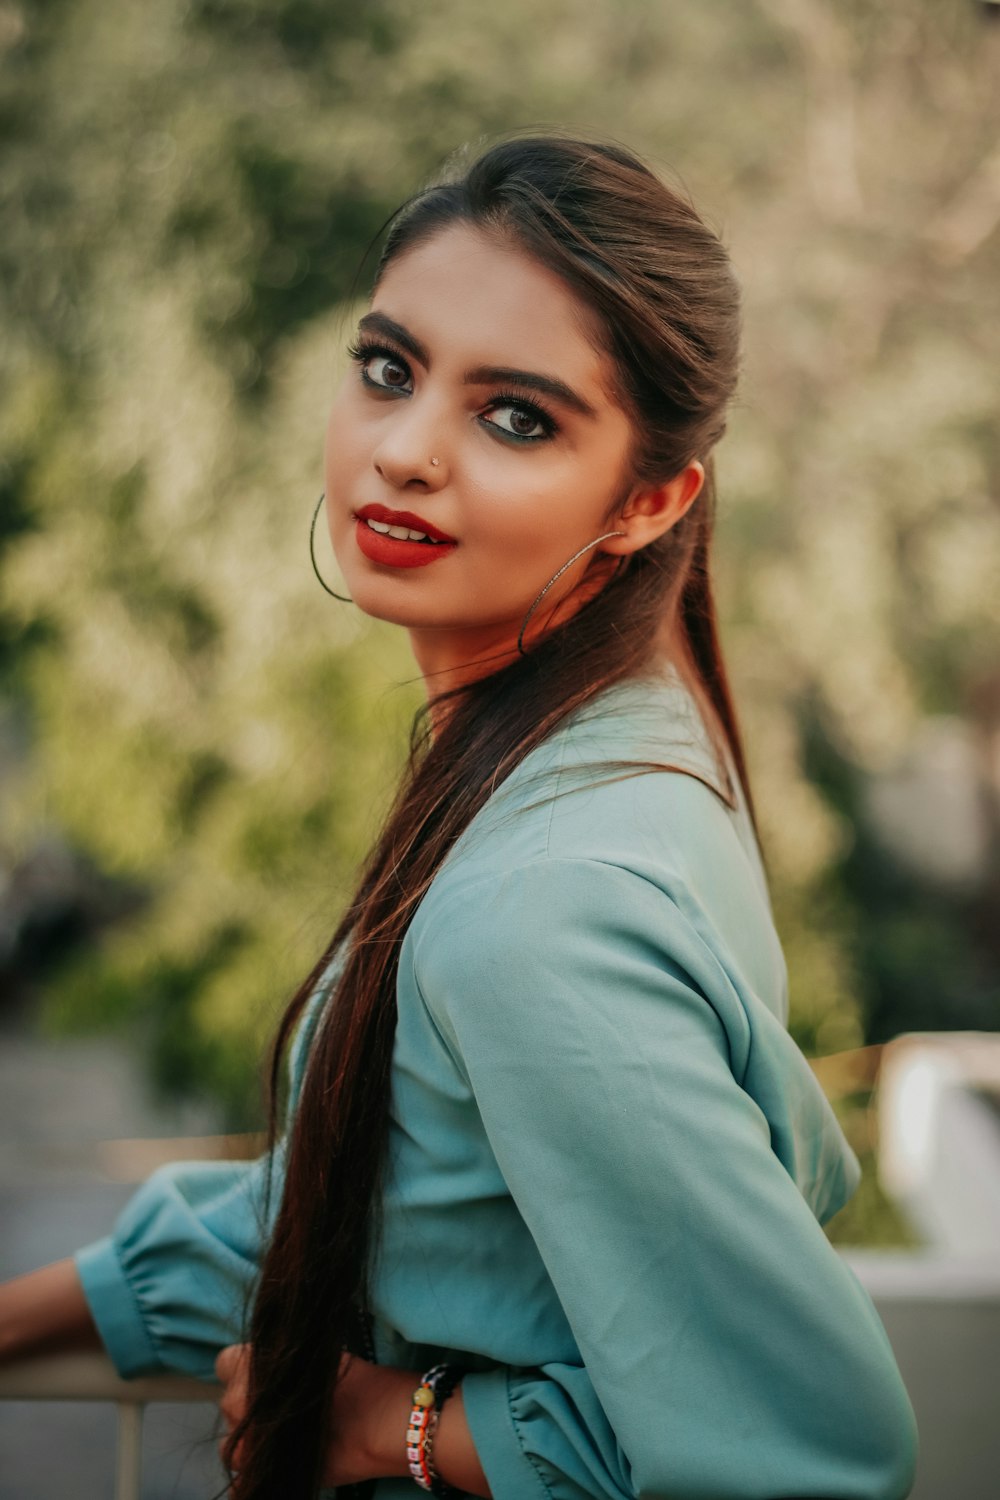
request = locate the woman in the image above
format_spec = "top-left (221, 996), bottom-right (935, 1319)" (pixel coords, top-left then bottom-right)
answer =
top-left (0, 133), bottom-right (918, 1499)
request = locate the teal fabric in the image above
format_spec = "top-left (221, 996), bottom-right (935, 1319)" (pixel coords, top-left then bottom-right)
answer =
top-left (75, 669), bottom-right (918, 1499)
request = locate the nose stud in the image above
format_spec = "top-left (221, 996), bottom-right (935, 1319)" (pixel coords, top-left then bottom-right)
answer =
top-left (430, 457), bottom-right (440, 467)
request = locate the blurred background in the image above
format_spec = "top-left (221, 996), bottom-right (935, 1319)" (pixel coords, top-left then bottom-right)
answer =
top-left (2, 1), bottom-right (999, 1494)
top-left (2, 0), bottom-right (1000, 1246)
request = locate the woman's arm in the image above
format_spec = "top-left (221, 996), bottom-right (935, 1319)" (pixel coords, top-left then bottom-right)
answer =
top-left (336, 1358), bottom-right (491, 1496)
top-left (415, 856), bottom-right (919, 1500)
top-left (64, 964), bottom-right (335, 1382)
top-left (215, 1342), bottom-right (492, 1495)
top-left (0, 1258), bottom-right (102, 1363)
top-left (72, 1149), bottom-right (283, 1381)
top-left (0, 1152), bottom-right (277, 1378)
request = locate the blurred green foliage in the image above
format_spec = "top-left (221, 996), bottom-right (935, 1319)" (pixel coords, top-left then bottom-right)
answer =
top-left (1, 0), bottom-right (998, 1241)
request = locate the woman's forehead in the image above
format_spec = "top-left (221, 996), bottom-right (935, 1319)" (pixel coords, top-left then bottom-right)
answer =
top-left (371, 222), bottom-right (619, 403)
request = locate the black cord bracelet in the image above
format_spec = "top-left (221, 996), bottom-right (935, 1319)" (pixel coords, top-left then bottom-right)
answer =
top-left (419, 1363), bottom-right (468, 1499)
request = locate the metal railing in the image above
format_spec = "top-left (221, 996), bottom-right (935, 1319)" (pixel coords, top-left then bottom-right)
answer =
top-left (0, 1352), bottom-right (219, 1500)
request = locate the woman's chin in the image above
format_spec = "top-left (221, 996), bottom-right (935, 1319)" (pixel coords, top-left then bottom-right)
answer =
top-left (341, 576), bottom-right (444, 629)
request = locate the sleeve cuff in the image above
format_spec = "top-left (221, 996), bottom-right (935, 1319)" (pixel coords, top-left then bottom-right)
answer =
top-left (74, 1237), bottom-right (163, 1379)
top-left (461, 1367), bottom-right (552, 1500)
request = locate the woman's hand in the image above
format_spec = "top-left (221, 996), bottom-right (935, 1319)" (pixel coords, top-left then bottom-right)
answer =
top-left (215, 1343), bottom-right (491, 1496)
top-left (214, 1343), bottom-right (416, 1489)
top-left (215, 1342), bottom-right (252, 1478)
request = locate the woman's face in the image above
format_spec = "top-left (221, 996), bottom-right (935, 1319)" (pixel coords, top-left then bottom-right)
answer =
top-left (323, 222), bottom-right (675, 681)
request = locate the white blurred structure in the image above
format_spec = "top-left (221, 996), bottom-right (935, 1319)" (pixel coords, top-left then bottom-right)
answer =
top-left (840, 1031), bottom-right (1000, 1500)
top-left (878, 1031), bottom-right (1000, 1251)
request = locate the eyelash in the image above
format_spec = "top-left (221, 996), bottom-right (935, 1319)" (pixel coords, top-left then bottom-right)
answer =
top-left (345, 337), bottom-right (560, 444)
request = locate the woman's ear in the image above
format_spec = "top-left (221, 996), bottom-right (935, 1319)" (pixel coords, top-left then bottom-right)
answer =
top-left (603, 461), bottom-right (705, 555)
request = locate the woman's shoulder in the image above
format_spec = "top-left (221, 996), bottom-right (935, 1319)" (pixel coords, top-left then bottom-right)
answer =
top-left (427, 666), bottom-right (763, 901)
top-left (409, 666), bottom-right (784, 1013)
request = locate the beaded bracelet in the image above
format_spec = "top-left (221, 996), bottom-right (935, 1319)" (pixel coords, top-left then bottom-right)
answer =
top-left (406, 1362), bottom-right (466, 1497)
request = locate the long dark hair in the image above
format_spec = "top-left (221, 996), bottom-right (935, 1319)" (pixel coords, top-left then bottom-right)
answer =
top-left (228, 131), bottom-right (752, 1498)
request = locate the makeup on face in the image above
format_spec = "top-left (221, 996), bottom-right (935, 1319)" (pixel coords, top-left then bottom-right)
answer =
top-left (352, 309), bottom-right (599, 425)
top-left (346, 325), bottom-right (566, 450)
top-left (323, 223), bottom-right (639, 674)
top-left (354, 503), bottom-right (457, 570)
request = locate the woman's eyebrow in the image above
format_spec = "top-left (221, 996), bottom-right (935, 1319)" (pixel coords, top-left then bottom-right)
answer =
top-left (464, 364), bottom-right (598, 420)
top-left (358, 311), bottom-right (429, 366)
top-left (357, 310), bottom-right (598, 420)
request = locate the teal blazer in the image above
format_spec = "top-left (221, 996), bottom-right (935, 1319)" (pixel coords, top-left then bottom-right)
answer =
top-left (76, 669), bottom-right (918, 1499)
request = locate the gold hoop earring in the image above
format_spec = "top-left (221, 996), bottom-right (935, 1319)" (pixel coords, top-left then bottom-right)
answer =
top-left (517, 531), bottom-right (627, 657)
top-left (309, 493), bottom-right (353, 602)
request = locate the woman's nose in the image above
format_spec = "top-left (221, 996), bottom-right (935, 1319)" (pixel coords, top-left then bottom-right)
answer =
top-left (371, 401), bottom-right (449, 490)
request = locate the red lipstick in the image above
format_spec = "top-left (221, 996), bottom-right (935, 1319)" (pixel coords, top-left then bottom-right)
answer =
top-left (354, 503), bottom-right (458, 570)
top-left (356, 504), bottom-right (456, 542)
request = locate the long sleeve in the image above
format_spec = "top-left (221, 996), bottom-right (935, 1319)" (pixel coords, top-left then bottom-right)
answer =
top-left (74, 953), bottom-right (339, 1382)
top-left (413, 857), bottom-right (918, 1500)
top-left (75, 1146), bottom-right (281, 1380)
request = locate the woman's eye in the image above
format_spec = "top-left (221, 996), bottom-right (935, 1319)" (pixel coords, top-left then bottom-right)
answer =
top-left (364, 353), bottom-right (411, 391)
top-left (485, 402), bottom-right (550, 441)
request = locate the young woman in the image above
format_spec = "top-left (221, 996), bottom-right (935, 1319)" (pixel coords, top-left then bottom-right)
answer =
top-left (0, 134), bottom-right (918, 1499)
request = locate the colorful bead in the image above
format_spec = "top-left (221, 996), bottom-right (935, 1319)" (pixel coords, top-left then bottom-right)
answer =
top-left (405, 1363), bottom-right (467, 1497)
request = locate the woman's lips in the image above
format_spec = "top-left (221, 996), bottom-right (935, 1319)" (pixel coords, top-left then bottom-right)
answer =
top-left (354, 516), bottom-right (458, 570)
top-left (356, 503), bottom-right (456, 542)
